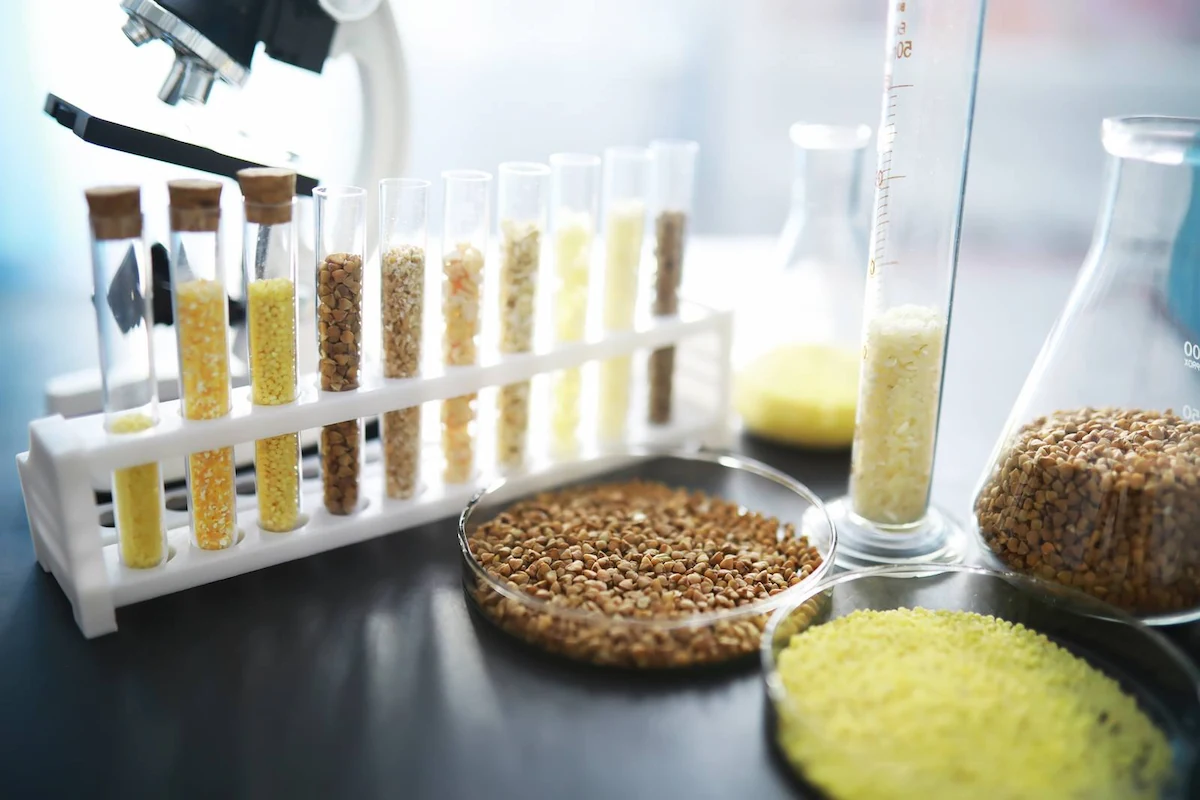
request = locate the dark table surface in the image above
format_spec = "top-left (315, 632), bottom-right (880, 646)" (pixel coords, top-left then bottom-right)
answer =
top-left (3, 271), bottom-right (1200, 799)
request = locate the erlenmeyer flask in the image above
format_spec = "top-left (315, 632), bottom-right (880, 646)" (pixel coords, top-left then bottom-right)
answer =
top-left (734, 122), bottom-right (870, 449)
top-left (972, 116), bottom-right (1200, 624)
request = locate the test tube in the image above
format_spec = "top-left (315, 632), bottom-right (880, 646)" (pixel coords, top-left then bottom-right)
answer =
top-left (549, 153), bottom-right (601, 458)
top-left (647, 139), bottom-right (699, 425)
top-left (168, 179), bottom-right (237, 551)
top-left (237, 168), bottom-right (302, 533)
top-left (826, 0), bottom-right (987, 568)
top-left (379, 177), bottom-right (429, 498)
top-left (496, 162), bottom-right (550, 471)
top-left (85, 186), bottom-right (166, 568)
top-left (598, 147), bottom-right (652, 443)
top-left (315, 186), bottom-right (366, 514)
top-left (441, 170), bottom-right (491, 483)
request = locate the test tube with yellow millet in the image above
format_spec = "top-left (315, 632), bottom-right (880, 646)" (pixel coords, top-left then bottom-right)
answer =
top-left (85, 185), bottom-right (167, 568)
top-left (237, 168), bottom-right (302, 533)
top-left (168, 179), bottom-right (238, 550)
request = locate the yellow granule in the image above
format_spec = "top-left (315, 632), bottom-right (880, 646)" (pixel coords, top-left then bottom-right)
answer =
top-left (175, 279), bottom-right (231, 421)
top-left (255, 433), bottom-right (300, 532)
top-left (188, 447), bottom-right (237, 550)
top-left (775, 608), bottom-right (1173, 800)
top-left (247, 277), bottom-right (297, 406)
top-left (109, 413), bottom-right (166, 569)
top-left (247, 278), bottom-right (300, 530)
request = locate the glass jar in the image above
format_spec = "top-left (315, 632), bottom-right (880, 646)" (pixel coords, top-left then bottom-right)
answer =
top-left (734, 123), bottom-right (870, 450)
top-left (972, 116), bottom-right (1200, 624)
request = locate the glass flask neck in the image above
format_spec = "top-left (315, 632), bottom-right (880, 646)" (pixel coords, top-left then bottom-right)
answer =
top-left (1095, 155), bottom-right (1193, 251)
top-left (791, 146), bottom-right (862, 217)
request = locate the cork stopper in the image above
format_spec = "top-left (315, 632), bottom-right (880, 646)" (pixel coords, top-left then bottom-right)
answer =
top-left (85, 185), bottom-right (142, 241)
top-left (237, 168), bottom-right (296, 225)
top-left (167, 179), bottom-right (223, 232)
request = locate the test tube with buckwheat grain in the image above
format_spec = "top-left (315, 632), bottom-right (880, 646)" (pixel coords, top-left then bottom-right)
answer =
top-left (168, 179), bottom-right (238, 550)
top-left (85, 185), bottom-right (167, 568)
top-left (237, 167), bottom-right (303, 532)
top-left (379, 177), bottom-right (429, 499)
top-left (315, 186), bottom-right (367, 515)
top-left (496, 162), bottom-right (549, 471)
top-left (441, 170), bottom-right (491, 484)
top-left (647, 139), bottom-right (699, 425)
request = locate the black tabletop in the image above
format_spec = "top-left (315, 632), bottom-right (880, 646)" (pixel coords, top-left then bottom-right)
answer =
top-left (2, 290), bottom-right (1199, 800)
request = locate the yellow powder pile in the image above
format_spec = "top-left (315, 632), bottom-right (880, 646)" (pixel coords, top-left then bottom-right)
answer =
top-left (775, 608), bottom-right (1173, 800)
top-left (109, 412), bottom-right (166, 568)
top-left (247, 277), bottom-right (300, 532)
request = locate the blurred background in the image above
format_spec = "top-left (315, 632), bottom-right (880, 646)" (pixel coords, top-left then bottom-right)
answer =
top-left (1, 0), bottom-right (1199, 285)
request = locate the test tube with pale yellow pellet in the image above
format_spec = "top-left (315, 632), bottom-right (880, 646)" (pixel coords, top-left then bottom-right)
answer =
top-left (85, 185), bottom-right (167, 568)
top-left (168, 179), bottom-right (238, 550)
top-left (548, 153), bottom-right (600, 459)
top-left (237, 168), bottom-right (303, 533)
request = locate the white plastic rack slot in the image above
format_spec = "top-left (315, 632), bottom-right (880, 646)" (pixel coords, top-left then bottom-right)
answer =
top-left (18, 302), bottom-right (733, 638)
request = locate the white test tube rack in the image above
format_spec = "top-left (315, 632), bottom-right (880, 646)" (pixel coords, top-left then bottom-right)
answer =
top-left (17, 301), bottom-right (733, 638)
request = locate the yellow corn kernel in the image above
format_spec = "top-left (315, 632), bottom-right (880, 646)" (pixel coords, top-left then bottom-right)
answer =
top-left (189, 447), bottom-right (237, 550)
top-left (175, 279), bottom-right (231, 421)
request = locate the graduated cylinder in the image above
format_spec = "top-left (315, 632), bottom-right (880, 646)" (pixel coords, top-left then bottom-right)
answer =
top-left (85, 185), bottom-right (167, 569)
top-left (238, 168), bottom-right (302, 533)
top-left (168, 179), bottom-right (238, 550)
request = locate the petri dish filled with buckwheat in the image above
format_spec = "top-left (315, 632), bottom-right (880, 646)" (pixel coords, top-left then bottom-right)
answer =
top-left (457, 449), bottom-right (836, 669)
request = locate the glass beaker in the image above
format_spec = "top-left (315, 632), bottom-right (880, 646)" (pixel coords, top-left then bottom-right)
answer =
top-left (822, 0), bottom-right (987, 569)
top-left (973, 116), bottom-right (1200, 625)
top-left (735, 122), bottom-right (870, 450)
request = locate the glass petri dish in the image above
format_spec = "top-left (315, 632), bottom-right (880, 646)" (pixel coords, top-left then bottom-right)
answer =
top-left (458, 449), bottom-right (837, 669)
top-left (761, 565), bottom-right (1200, 799)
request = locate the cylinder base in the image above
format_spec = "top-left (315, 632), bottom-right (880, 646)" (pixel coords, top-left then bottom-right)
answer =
top-left (818, 497), bottom-right (967, 571)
